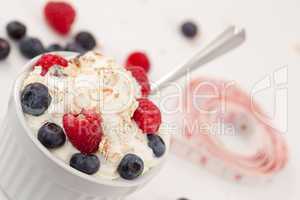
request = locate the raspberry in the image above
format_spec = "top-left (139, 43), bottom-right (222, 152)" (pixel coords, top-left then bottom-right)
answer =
top-left (35, 54), bottom-right (68, 76)
top-left (133, 98), bottom-right (161, 134)
top-left (63, 109), bottom-right (103, 154)
top-left (44, 1), bottom-right (76, 35)
top-left (126, 66), bottom-right (151, 97)
top-left (126, 52), bottom-right (150, 73)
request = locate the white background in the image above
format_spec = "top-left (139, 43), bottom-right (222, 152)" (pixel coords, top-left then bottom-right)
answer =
top-left (0, 0), bottom-right (299, 200)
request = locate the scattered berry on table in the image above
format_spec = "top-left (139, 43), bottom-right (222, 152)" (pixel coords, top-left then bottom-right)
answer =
top-left (63, 109), bottom-right (103, 154)
top-left (133, 98), bottom-right (161, 134)
top-left (44, 1), bottom-right (76, 35)
top-left (75, 31), bottom-right (96, 51)
top-left (126, 66), bottom-right (150, 97)
top-left (181, 21), bottom-right (198, 39)
top-left (0, 38), bottom-right (10, 60)
top-left (46, 44), bottom-right (64, 52)
top-left (126, 51), bottom-right (150, 73)
top-left (21, 82), bottom-right (52, 116)
top-left (19, 37), bottom-right (45, 59)
top-left (117, 154), bottom-right (144, 180)
top-left (6, 21), bottom-right (26, 40)
top-left (65, 42), bottom-right (85, 54)
top-left (35, 54), bottom-right (68, 76)
top-left (38, 122), bottom-right (66, 149)
top-left (70, 153), bottom-right (100, 175)
top-left (147, 134), bottom-right (166, 157)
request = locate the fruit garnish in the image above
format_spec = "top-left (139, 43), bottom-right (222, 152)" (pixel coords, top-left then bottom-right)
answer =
top-left (6, 21), bottom-right (26, 40)
top-left (21, 82), bottom-right (52, 116)
top-left (19, 37), bottom-right (45, 59)
top-left (70, 153), bottom-right (100, 175)
top-left (46, 44), bottom-right (64, 52)
top-left (126, 66), bottom-right (151, 97)
top-left (126, 51), bottom-right (150, 73)
top-left (38, 122), bottom-right (66, 149)
top-left (65, 42), bottom-right (85, 54)
top-left (117, 154), bottom-right (144, 180)
top-left (0, 38), bottom-right (10, 60)
top-left (35, 54), bottom-right (68, 76)
top-left (181, 21), bottom-right (198, 39)
top-left (63, 109), bottom-right (103, 154)
top-left (44, 1), bottom-right (76, 35)
top-left (133, 98), bottom-right (161, 134)
top-left (75, 31), bottom-right (97, 51)
top-left (147, 134), bottom-right (166, 157)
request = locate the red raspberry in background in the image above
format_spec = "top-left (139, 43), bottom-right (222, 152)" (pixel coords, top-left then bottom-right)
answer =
top-left (44, 1), bottom-right (76, 35)
top-left (35, 54), bottom-right (68, 76)
top-left (133, 98), bottom-right (161, 134)
top-left (63, 109), bottom-right (103, 154)
top-left (126, 51), bottom-right (150, 73)
top-left (126, 66), bottom-right (151, 97)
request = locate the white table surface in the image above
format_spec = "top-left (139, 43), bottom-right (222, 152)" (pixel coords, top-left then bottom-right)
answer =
top-left (0, 0), bottom-right (299, 199)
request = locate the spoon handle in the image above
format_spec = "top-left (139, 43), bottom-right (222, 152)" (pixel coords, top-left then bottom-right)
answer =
top-left (151, 25), bottom-right (246, 94)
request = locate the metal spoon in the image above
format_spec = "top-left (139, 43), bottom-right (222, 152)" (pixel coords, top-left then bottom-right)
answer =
top-left (151, 25), bottom-right (246, 93)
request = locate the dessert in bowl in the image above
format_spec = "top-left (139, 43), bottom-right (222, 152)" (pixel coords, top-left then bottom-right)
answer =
top-left (0, 51), bottom-right (169, 200)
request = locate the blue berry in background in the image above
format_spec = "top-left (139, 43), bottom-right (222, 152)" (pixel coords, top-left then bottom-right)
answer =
top-left (181, 21), bottom-right (198, 39)
top-left (38, 122), bottom-right (66, 149)
top-left (19, 37), bottom-right (45, 59)
top-left (6, 21), bottom-right (27, 40)
top-left (70, 153), bottom-right (100, 175)
top-left (65, 42), bottom-right (85, 53)
top-left (74, 31), bottom-right (96, 51)
top-left (147, 134), bottom-right (166, 157)
top-left (0, 38), bottom-right (10, 60)
top-left (21, 82), bottom-right (52, 116)
top-left (46, 44), bottom-right (64, 52)
top-left (117, 154), bottom-right (144, 180)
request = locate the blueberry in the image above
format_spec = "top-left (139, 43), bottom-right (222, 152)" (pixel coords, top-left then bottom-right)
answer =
top-left (6, 21), bottom-right (26, 40)
top-left (147, 134), bottom-right (166, 157)
top-left (46, 44), bottom-right (64, 52)
top-left (38, 122), bottom-right (66, 149)
top-left (74, 31), bottom-right (96, 51)
top-left (117, 154), bottom-right (144, 180)
top-left (178, 198), bottom-right (190, 200)
top-left (19, 37), bottom-right (45, 59)
top-left (21, 83), bottom-right (52, 116)
top-left (65, 42), bottom-right (85, 54)
top-left (181, 21), bottom-right (198, 39)
top-left (0, 38), bottom-right (10, 60)
top-left (70, 153), bottom-right (100, 175)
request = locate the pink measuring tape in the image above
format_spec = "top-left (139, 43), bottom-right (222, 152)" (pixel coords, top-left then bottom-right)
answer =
top-left (170, 77), bottom-right (288, 182)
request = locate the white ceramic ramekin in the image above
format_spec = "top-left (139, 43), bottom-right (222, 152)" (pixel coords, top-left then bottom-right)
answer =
top-left (0, 52), bottom-right (166, 200)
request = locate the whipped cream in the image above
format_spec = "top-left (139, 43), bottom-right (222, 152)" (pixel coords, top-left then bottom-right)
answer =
top-left (22, 52), bottom-right (168, 180)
